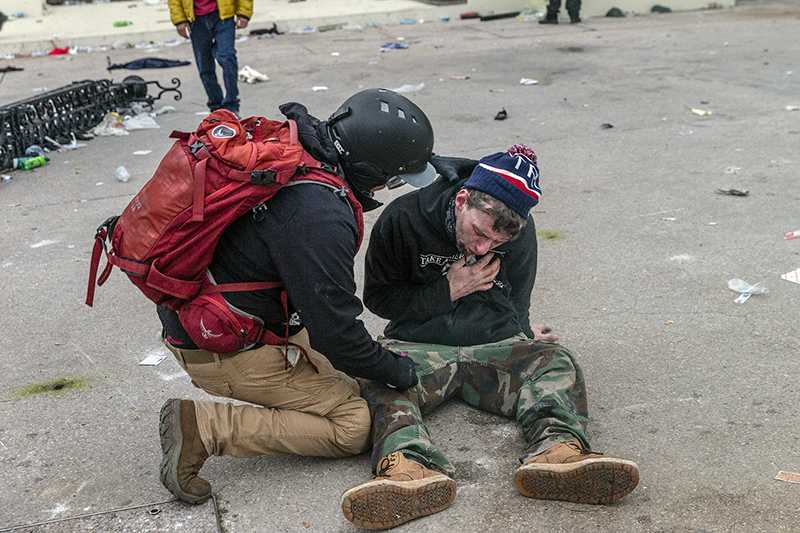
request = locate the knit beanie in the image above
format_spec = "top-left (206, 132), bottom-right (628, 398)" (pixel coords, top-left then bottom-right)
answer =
top-left (463, 144), bottom-right (541, 219)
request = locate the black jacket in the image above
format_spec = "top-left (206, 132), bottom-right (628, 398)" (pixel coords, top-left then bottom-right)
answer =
top-left (159, 180), bottom-right (415, 389)
top-left (364, 177), bottom-right (538, 346)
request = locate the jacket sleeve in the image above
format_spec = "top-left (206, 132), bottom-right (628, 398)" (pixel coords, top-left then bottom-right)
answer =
top-left (168, 0), bottom-right (189, 25)
top-left (236, 0), bottom-right (253, 19)
top-left (503, 220), bottom-right (538, 338)
top-left (363, 209), bottom-right (455, 323)
top-left (270, 188), bottom-right (415, 389)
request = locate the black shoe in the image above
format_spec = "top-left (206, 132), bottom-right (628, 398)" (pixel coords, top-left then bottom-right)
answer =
top-left (539, 15), bottom-right (558, 24)
top-left (570, 14), bottom-right (581, 23)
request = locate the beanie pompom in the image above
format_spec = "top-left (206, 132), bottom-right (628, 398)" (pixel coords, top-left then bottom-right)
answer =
top-left (507, 144), bottom-right (537, 165)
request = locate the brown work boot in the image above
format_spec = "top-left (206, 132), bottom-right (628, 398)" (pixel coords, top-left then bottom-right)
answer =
top-left (515, 439), bottom-right (639, 504)
top-left (159, 399), bottom-right (211, 504)
top-left (341, 452), bottom-right (456, 529)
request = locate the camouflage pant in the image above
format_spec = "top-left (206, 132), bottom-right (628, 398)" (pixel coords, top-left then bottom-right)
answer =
top-left (359, 334), bottom-right (589, 476)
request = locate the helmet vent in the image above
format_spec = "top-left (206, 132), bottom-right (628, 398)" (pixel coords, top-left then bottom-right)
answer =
top-left (380, 101), bottom-right (390, 113)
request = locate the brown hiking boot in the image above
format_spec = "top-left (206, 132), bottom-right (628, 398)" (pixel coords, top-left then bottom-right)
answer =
top-left (159, 399), bottom-right (211, 504)
top-left (514, 439), bottom-right (639, 504)
top-left (341, 452), bottom-right (456, 529)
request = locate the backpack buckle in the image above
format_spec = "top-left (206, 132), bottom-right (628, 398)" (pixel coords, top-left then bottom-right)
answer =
top-left (251, 169), bottom-right (277, 185)
top-left (189, 139), bottom-right (205, 159)
top-left (320, 162), bottom-right (338, 175)
top-left (293, 164), bottom-right (308, 177)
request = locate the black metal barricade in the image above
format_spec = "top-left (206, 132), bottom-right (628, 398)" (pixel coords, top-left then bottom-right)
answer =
top-left (0, 76), bottom-right (181, 170)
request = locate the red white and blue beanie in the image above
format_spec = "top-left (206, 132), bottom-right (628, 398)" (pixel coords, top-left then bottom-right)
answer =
top-left (464, 144), bottom-right (541, 219)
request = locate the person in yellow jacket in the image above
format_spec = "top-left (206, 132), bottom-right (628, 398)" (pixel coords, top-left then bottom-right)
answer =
top-left (169, 0), bottom-right (253, 115)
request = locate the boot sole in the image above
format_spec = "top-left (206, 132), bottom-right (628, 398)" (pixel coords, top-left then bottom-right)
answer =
top-left (515, 457), bottom-right (639, 504)
top-left (159, 399), bottom-right (211, 505)
top-left (341, 475), bottom-right (457, 530)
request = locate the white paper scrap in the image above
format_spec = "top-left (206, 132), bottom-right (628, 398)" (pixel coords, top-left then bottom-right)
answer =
top-left (139, 354), bottom-right (167, 366)
top-left (781, 268), bottom-right (800, 284)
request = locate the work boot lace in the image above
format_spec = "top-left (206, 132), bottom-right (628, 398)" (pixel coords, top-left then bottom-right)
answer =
top-left (376, 454), bottom-right (400, 477)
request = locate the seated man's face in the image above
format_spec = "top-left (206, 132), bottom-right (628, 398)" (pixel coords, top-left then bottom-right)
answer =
top-left (454, 190), bottom-right (511, 259)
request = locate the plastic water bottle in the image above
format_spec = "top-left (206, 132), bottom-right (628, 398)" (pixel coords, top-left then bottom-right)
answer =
top-left (116, 166), bottom-right (130, 182)
top-left (12, 156), bottom-right (49, 170)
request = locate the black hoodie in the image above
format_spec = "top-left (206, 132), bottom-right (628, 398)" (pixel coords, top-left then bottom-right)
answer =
top-left (364, 177), bottom-right (538, 346)
top-left (157, 104), bottom-right (417, 390)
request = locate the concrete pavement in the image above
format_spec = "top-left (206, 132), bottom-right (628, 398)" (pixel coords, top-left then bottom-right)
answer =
top-left (1, 0), bottom-right (800, 531)
top-left (0, 0), bottom-right (735, 56)
top-left (0, 0), bottom-right (538, 56)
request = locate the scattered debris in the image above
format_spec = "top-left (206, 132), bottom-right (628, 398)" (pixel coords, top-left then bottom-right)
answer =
top-left (480, 11), bottom-right (521, 21)
top-left (312, 86), bottom-right (328, 91)
top-left (519, 78), bottom-right (538, 85)
top-left (678, 130), bottom-right (694, 135)
top-left (123, 114), bottom-right (161, 130)
top-left (781, 230), bottom-right (800, 240)
top-left (393, 83), bottom-right (425, 93)
top-left (651, 5), bottom-right (673, 13)
top-left (775, 471), bottom-right (800, 484)
top-left (686, 105), bottom-right (712, 116)
top-left (133, 150), bottom-right (152, 155)
top-left (787, 105), bottom-right (800, 111)
top-left (250, 23), bottom-right (280, 36)
top-left (13, 156), bottom-right (49, 170)
top-left (599, 123), bottom-right (614, 130)
top-left (461, 12), bottom-right (480, 19)
top-left (715, 188), bottom-right (749, 196)
top-left (781, 268), bottom-right (800, 284)
top-left (724, 166), bottom-right (741, 174)
top-left (494, 108), bottom-right (507, 120)
top-left (449, 75), bottom-right (470, 80)
top-left (116, 166), bottom-right (130, 182)
top-left (140, 353), bottom-right (167, 366)
top-left (606, 7), bottom-right (625, 17)
top-left (238, 65), bottom-right (269, 84)
top-left (380, 42), bottom-right (408, 51)
top-left (107, 57), bottom-right (191, 70)
top-left (728, 279), bottom-right (767, 303)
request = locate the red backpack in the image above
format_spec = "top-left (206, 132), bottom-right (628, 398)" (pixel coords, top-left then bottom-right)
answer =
top-left (86, 110), bottom-right (364, 355)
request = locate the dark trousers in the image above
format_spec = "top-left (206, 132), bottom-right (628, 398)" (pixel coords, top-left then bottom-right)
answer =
top-left (190, 10), bottom-right (239, 114)
top-left (547, 0), bottom-right (581, 18)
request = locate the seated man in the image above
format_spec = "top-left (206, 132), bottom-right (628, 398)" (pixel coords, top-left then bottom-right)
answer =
top-left (340, 145), bottom-right (639, 529)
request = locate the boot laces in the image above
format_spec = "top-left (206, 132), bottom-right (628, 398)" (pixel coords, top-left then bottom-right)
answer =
top-left (376, 454), bottom-right (399, 477)
top-left (568, 440), bottom-right (603, 456)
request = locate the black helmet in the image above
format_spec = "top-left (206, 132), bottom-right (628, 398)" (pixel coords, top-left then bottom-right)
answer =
top-left (327, 89), bottom-right (436, 197)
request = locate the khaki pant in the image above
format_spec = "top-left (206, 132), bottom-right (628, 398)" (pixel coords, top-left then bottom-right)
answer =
top-left (165, 329), bottom-right (371, 459)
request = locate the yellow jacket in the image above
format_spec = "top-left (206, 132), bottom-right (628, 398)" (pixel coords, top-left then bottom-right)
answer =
top-left (169, 0), bottom-right (253, 25)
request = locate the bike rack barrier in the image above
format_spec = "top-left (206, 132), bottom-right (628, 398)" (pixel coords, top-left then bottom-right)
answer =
top-left (0, 76), bottom-right (181, 170)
